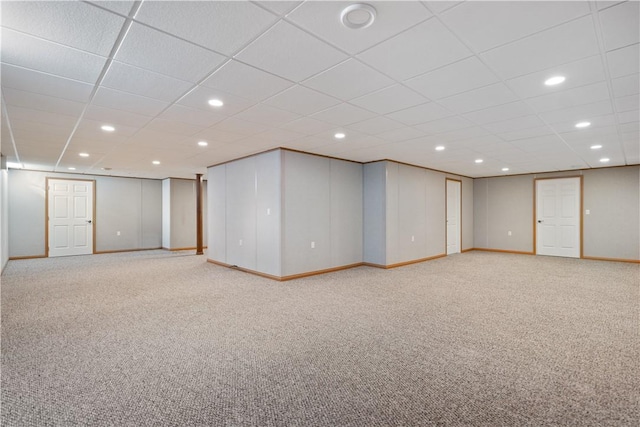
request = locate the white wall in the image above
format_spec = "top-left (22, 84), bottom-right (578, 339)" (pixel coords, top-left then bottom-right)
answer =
top-left (162, 178), bottom-right (207, 250)
top-left (8, 170), bottom-right (162, 257)
top-left (208, 150), bottom-right (281, 276)
top-left (0, 164), bottom-right (8, 272)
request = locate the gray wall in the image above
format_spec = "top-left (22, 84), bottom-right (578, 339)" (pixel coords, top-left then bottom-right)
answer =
top-left (282, 150), bottom-right (363, 276)
top-left (162, 178), bottom-right (208, 250)
top-left (473, 166), bottom-right (640, 260)
top-left (208, 150), bottom-right (281, 276)
top-left (0, 164), bottom-right (8, 272)
top-left (8, 169), bottom-right (162, 257)
top-left (364, 161), bottom-right (470, 266)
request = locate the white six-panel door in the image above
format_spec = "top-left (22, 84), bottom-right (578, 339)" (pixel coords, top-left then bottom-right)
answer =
top-left (446, 179), bottom-right (461, 255)
top-left (535, 177), bottom-right (581, 258)
top-left (48, 179), bottom-right (94, 257)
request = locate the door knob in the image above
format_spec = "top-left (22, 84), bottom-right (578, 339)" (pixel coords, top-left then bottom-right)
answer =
top-left (87, 220), bottom-right (92, 224)
top-left (537, 220), bottom-right (543, 223)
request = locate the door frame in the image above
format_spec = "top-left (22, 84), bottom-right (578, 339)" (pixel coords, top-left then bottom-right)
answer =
top-left (533, 175), bottom-right (583, 258)
top-left (45, 177), bottom-right (97, 257)
top-left (445, 178), bottom-right (462, 255)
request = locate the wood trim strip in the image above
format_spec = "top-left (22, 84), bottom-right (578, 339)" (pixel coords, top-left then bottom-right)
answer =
top-left (582, 256), bottom-right (640, 264)
top-left (471, 248), bottom-right (535, 255)
top-left (207, 259), bottom-right (284, 281)
top-left (461, 248), bottom-right (474, 253)
top-left (9, 255), bottom-right (47, 260)
top-left (163, 246), bottom-right (208, 251)
top-left (281, 263), bottom-right (364, 281)
top-left (364, 254), bottom-right (447, 269)
top-left (94, 247), bottom-right (162, 255)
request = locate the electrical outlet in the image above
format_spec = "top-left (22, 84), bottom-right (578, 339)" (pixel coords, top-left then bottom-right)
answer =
top-left (508, 231), bottom-right (512, 236)
top-left (267, 208), bottom-right (271, 216)
top-left (311, 241), bottom-right (315, 249)
top-left (117, 231), bottom-right (121, 236)
top-left (239, 239), bottom-right (243, 246)
top-left (411, 235), bottom-right (415, 242)
top-left (586, 209), bottom-right (590, 215)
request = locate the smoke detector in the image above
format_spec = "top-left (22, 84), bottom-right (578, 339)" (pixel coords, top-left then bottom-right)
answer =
top-left (341, 3), bottom-right (376, 30)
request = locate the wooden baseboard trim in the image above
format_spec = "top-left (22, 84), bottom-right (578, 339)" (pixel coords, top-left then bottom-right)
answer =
top-left (461, 248), bottom-right (474, 253)
top-left (363, 254), bottom-right (447, 269)
top-left (8, 254), bottom-right (47, 260)
top-left (163, 246), bottom-right (208, 252)
top-left (470, 248), bottom-right (535, 255)
top-left (207, 260), bottom-right (365, 281)
top-left (94, 247), bottom-right (162, 255)
top-left (582, 256), bottom-right (640, 264)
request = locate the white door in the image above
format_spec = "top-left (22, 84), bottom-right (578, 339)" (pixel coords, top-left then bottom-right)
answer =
top-left (48, 179), bottom-right (94, 257)
top-left (446, 180), bottom-right (461, 255)
top-left (536, 177), bottom-right (580, 258)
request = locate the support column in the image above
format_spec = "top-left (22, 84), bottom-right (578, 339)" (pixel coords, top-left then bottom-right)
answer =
top-left (195, 173), bottom-right (203, 255)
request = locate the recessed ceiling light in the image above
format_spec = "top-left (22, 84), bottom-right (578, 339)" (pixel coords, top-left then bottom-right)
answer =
top-left (475, 159), bottom-right (483, 164)
top-left (68, 167), bottom-right (76, 171)
top-left (6, 162), bottom-right (22, 169)
top-left (501, 167), bottom-right (510, 172)
top-left (590, 144), bottom-right (602, 150)
top-left (341, 3), bottom-right (377, 30)
top-left (575, 121), bottom-right (591, 128)
top-left (435, 145), bottom-right (445, 151)
top-left (79, 152), bottom-right (89, 157)
top-left (152, 160), bottom-right (160, 165)
top-left (544, 76), bottom-right (566, 86)
top-left (198, 141), bottom-right (208, 147)
top-left (101, 125), bottom-right (115, 132)
top-left (334, 132), bottom-right (346, 139)
top-left (208, 99), bottom-right (224, 107)
top-left (600, 158), bottom-right (610, 163)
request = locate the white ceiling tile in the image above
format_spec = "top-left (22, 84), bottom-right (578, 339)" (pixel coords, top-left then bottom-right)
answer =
top-left (596, 1), bottom-right (627, 10)
top-left (441, 1), bottom-right (590, 53)
top-left (439, 83), bottom-right (519, 115)
top-left (177, 86), bottom-right (253, 116)
top-left (2, 1), bottom-right (125, 56)
top-left (93, 87), bottom-right (169, 116)
top-left (615, 94), bottom-right (640, 112)
top-left (483, 115), bottom-right (546, 134)
top-left (618, 109), bottom-right (639, 123)
top-left (115, 23), bottom-right (226, 82)
top-left (2, 88), bottom-right (85, 118)
top-left (539, 100), bottom-right (614, 124)
top-left (236, 21), bottom-right (348, 82)
top-left (423, 1), bottom-right (463, 14)
top-left (437, 126), bottom-right (490, 142)
top-left (75, 119), bottom-right (140, 138)
top-left (144, 118), bottom-right (206, 136)
top-left (201, 60), bottom-right (293, 102)
top-left (346, 116), bottom-right (405, 135)
top-left (6, 106), bottom-right (79, 127)
top-left (310, 103), bottom-right (376, 126)
top-left (1, 28), bottom-right (107, 83)
top-left (607, 44), bottom-right (640, 79)
top-left (287, 1), bottom-right (431, 54)
top-left (86, 1), bottom-right (135, 16)
top-left (506, 55), bottom-right (606, 99)
top-left (387, 102), bottom-right (454, 126)
top-left (498, 126), bottom-right (555, 142)
top-left (159, 105), bottom-right (226, 128)
top-left (302, 59), bottom-right (395, 101)
top-left (612, 74), bottom-right (640, 98)
top-left (598, 1), bottom-right (640, 51)
top-left (264, 85), bottom-right (340, 115)
top-left (258, 1), bottom-right (303, 16)
top-left (350, 85), bottom-right (428, 115)
top-left (279, 117), bottom-right (336, 136)
top-left (136, 1), bottom-right (277, 56)
top-left (413, 115), bottom-right (474, 134)
top-left (234, 104), bottom-right (300, 126)
top-left (508, 134), bottom-right (569, 153)
top-left (481, 16), bottom-right (600, 79)
top-left (405, 56), bottom-right (499, 100)
top-left (214, 117), bottom-right (271, 136)
top-left (526, 82), bottom-right (612, 113)
top-left (463, 101), bottom-right (535, 125)
top-left (548, 113), bottom-right (617, 133)
top-left (101, 61), bottom-right (193, 102)
top-left (357, 19), bottom-right (471, 81)
top-left (1, 64), bottom-right (94, 103)
top-left (84, 105), bottom-right (153, 128)
top-left (192, 128), bottom-right (248, 144)
top-left (376, 127), bottom-right (426, 142)
top-left (252, 128), bottom-right (305, 143)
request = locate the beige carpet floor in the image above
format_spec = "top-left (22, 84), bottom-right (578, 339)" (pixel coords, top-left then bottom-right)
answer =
top-left (1, 250), bottom-right (638, 426)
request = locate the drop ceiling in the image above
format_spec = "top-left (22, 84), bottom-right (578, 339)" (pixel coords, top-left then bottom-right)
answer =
top-left (1, 0), bottom-right (638, 179)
